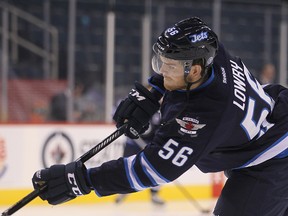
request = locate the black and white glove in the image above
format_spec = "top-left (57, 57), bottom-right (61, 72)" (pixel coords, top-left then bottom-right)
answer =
top-left (113, 82), bottom-right (161, 139)
top-left (32, 161), bottom-right (91, 205)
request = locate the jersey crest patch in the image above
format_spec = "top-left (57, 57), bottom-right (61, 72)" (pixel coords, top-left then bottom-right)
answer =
top-left (176, 117), bottom-right (206, 136)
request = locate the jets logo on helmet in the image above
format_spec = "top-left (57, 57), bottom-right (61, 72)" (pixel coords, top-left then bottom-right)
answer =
top-left (189, 31), bottom-right (208, 43)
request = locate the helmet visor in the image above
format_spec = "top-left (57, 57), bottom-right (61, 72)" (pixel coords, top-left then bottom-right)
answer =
top-left (151, 54), bottom-right (193, 75)
top-left (151, 54), bottom-right (163, 74)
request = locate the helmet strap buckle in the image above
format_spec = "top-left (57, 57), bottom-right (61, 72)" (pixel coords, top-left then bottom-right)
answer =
top-left (183, 61), bottom-right (193, 90)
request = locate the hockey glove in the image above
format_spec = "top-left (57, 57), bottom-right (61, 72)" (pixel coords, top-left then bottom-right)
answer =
top-left (32, 161), bottom-right (91, 205)
top-left (113, 82), bottom-right (161, 139)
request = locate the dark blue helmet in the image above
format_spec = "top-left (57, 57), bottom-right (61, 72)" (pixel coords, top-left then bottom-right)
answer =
top-left (153, 17), bottom-right (218, 68)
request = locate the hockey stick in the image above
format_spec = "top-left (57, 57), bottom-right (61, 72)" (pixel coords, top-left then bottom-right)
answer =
top-left (1, 124), bottom-right (127, 216)
top-left (174, 180), bottom-right (211, 214)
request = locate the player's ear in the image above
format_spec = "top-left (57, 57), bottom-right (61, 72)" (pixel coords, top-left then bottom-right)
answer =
top-left (187, 65), bottom-right (202, 82)
top-left (190, 65), bottom-right (202, 76)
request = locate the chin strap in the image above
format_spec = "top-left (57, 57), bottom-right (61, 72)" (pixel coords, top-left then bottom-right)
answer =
top-left (184, 61), bottom-right (204, 99)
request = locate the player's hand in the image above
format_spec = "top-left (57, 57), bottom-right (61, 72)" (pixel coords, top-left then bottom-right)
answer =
top-left (113, 82), bottom-right (160, 139)
top-left (32, 161), bottom-right (91, 205)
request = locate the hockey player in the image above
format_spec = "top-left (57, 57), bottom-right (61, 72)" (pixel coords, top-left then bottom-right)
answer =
top-left (32, 17), bottom-right (288, 216)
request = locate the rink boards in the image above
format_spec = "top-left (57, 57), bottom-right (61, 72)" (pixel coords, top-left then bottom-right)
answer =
top-left (0, 124), bottom-right (222, 205)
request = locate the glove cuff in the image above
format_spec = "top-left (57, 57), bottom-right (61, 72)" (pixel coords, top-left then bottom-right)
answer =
top-left (148, 74), bottom-right (166, 95)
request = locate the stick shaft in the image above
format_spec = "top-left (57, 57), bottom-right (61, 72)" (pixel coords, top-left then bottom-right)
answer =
top-left (174, 180), bottom-right (210, 213)
top-left (78, 124), bottom-right (126, 163)
top-left (1, 185), bottom-right (47, 216)
top-left (1, 125), bottom-right (126, 216)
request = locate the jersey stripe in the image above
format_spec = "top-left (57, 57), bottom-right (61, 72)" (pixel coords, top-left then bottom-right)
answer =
top-left (139, 152), bottom-right (170, 185)
top-left (124, 155), bottom-right (147, 191)
top-left (238, 132), bottom-right (288, 168)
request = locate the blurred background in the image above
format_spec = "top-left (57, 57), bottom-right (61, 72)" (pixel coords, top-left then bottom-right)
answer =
top-left (0, 1), bottom-right (287, 213)
top-left (0, 0), bottom-right (287, 124)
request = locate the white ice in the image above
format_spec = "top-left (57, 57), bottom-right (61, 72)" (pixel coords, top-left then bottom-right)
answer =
top-left (0, 199), bottom-right (217, 216)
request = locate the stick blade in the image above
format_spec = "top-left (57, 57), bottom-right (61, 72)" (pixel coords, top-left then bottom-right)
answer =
top-left (201, 209), bottom-right (211, 214)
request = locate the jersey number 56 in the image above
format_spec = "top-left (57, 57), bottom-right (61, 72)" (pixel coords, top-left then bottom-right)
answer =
top-left (158, 139), bottom-right (193, 167)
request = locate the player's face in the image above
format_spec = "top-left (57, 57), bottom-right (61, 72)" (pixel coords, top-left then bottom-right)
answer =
top-left (158, 56), bottom-right (187, 91)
